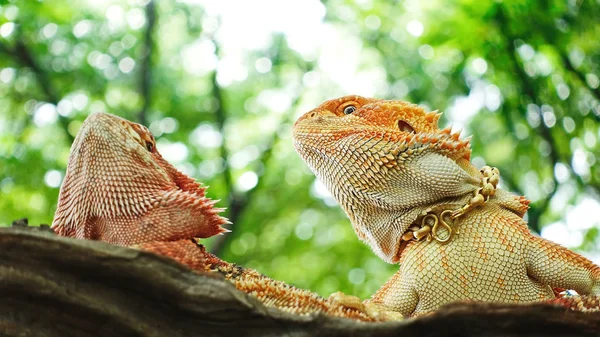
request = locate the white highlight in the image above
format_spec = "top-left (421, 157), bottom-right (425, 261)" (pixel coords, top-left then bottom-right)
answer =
top-left (118, 57), bottom-right (135, 73)
top-left (310, 179), bottom-right (337, 207)
top-left (158, 141), bottom-right (189, 162)
top-left (406, 20), bottom-right (423, 37)
top-left (0, 22), bottom-right (15, 38)
top-left (542, 197), bottom-right (600, 264)
top-left (33, 103), bottom-right (58, 127)
top-left (44, 170), bottom-right (63, 188)
top-left (236, 171), bottom-right (258, 192)
top-left (190, 123), bottom-right (223, 149)
top-left (348, 268), bottom-right (366, 284)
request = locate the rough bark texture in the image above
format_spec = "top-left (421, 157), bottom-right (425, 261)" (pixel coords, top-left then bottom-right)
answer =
top-left (0, 227), bottom-right (599, 337)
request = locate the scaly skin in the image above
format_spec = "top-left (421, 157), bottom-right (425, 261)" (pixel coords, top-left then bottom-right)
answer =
top-left (52, 112), bottom-right (373, 322)
top-left (292, 95), bottom-right (600, 317)
top-left (52, 112), bottom-right (228, 245)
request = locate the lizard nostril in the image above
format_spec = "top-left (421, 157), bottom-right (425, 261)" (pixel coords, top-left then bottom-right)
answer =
top-left (310, 112), bottom-right (316, 118)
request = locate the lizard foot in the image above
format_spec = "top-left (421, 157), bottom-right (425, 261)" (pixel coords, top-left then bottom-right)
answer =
top-left (328, 292), bottom-right (404, 321)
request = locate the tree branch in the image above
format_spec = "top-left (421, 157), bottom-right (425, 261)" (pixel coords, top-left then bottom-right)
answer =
top-left (2, 226), bottom-right (599, 337)
top-left (137, 0), bottom-right (156, 125)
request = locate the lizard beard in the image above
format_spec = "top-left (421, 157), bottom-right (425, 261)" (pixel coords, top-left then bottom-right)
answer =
top-left (294, 140), bottom-right (481, 264)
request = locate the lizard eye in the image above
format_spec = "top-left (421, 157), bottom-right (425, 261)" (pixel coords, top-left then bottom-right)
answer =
top-left (398, 120), bottom-right (415, 134)
top-left (145, 140), bottom-right (154, 152)
top-left (343, 105), bottom-right (356, 115)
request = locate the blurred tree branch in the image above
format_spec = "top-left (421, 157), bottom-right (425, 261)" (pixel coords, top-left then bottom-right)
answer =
top-left (494, 5), bottom-right (563, 234)
top-left (528, 3), bottom-right (600, 122)
top-left (137, 0), bottom-right (156, 125)
top-left (559, 49), bottom-right (600, 113)
top-left (210, 37), bottom-right (313, 255)
top-left (496, 103), bottom-right (527, 196)
top-left (210, 87), bottom-right (307, 256)
top-left (208, 39), bottom-right (235, 224)
top-left (0, 32), bottom-right (73, 142)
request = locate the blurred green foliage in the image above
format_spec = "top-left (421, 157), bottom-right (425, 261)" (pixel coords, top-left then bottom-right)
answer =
top-left (0, 0), bottom-right (598, 299)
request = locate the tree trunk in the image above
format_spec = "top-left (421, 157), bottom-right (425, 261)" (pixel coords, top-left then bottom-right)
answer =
top-left (0, 227), bottom-right (598, 337)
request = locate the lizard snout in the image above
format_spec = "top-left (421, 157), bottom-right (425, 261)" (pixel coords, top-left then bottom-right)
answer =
top-left (294, 109), bottom-right (328, 126)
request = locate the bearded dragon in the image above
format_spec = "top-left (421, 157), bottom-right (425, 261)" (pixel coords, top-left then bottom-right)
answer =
top-left (51, 112), bottom-right (373, 321)
top-left (52, 106), bottom-right (599, 322)
top-left (292, 95), bottom-right (600, 317)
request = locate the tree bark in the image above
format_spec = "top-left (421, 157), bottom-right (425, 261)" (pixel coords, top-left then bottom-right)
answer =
top-left (0, 227), bottom-right (598, 337)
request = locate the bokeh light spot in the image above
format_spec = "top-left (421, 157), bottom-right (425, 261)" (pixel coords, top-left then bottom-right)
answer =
top-left (190, 123), bottom-right (223, 149)
top-left (348, 268), bottom-right (366, 285)
top-left (0, 22), bottom-right (15, 38)
top-left (236, 171), bottom-right (258, 192)
top-left (158, 141), bottom-right (188, 162)
top-left (73, 20), bottom-right (92, 38)
top-left (33, 103), bottom-right (58, 127)
top-left (118, 57), bottom-right (135, 73)
top-left (471, 57), bottom-right (488, 75)
top-left (406, 20), bottom-right (423, 37)
top-left (255, 57), bottom-right (272, 74)
top-left (44, 170), bottom-right (63, 188)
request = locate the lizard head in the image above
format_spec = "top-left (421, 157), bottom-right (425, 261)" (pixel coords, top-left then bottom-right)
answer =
top-left (52, 112), bottom-right (228, 244)
top-left (70, 112), bottom-right (207, 195)
top-left (293, 95), bottom-right (480, 263)
top-left (293, 95), bottom-right (473, 163)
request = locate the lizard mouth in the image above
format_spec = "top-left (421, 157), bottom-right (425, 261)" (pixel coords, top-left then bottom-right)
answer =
top-left (293, 124), bottom-right (476, 187)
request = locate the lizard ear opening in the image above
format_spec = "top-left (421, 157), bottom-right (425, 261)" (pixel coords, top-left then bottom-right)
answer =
top-left (145, 140), bottom-right (155, 152)
top-left (398, 120), bottom-right (415, 134)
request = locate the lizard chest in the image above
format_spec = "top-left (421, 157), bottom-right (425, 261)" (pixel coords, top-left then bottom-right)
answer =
top-left (400, 206), bottom-right (533, 304)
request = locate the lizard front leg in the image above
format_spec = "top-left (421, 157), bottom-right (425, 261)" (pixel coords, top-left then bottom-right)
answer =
top-left (366, 269), bottom-right (418, 318)
top-left (328, 269), bottom-right (416, 320)
top-left (526, 234), bottom-right (600, 296)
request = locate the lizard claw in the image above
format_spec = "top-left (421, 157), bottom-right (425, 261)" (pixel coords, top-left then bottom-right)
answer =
top-left (328, 292), bottom-right (365, 311)
top-left (327, 292), bottom-right (404, 321)
top-left (363, 301), bottom-right (404, 321)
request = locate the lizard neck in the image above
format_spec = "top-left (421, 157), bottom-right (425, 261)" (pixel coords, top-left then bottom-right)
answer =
top-left (305, 152), bottom-right (484, 264)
